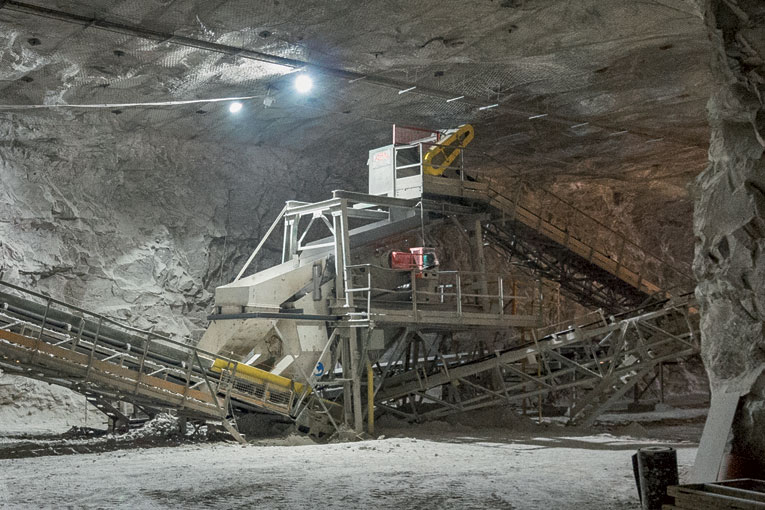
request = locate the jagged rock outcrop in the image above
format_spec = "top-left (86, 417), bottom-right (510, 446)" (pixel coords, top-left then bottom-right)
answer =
top-left (695, 0), bottom-right (765, 462)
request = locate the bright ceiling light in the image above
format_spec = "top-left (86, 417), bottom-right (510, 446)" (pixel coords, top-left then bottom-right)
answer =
top-left (229, 101), bottom-right (243, 113)
top-left (294, 74), bottom-right (313, 93)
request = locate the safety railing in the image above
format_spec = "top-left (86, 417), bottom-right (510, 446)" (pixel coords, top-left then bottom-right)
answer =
top-left (0, 280), bottom-right (303, 422)
top-left (486, 184), bottom-right (695, 297)
top-left (393, 140), bottom-right (468, 183)
top-left (343, 264), bottom-right (545, 322)
top-left (534, 308), bottom-right (609, 340)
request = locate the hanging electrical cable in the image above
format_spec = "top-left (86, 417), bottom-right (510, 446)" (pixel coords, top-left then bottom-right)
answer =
top-left (0, 94), bottom-right (264, 110)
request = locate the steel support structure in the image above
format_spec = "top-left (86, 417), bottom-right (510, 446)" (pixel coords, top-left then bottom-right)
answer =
top-left (0, 174), bottom-right (700, 435)
top-left (484, 220), bottom-right (650, 314)
top-left (372, 296), bottom-right (698, 425)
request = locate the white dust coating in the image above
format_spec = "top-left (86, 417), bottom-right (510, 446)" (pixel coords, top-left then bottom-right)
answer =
top-left (0, 434), bottom-right (696, 509)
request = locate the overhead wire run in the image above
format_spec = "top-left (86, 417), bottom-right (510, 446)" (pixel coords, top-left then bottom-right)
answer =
top-left (0, 94), bottom-right (264, 110)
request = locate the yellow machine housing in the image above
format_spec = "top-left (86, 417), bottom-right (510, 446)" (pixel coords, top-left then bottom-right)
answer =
top-left (211, 358), bottom-right (308, 394)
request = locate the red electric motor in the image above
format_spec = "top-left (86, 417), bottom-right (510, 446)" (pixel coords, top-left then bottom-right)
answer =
top-left (389, 247), bottom-right (439, 271)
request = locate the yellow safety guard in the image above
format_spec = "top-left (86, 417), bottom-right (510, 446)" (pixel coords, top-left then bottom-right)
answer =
top-left (211, 358), bottom-right (308, 394)
top-left (422, 124), bottom-right (475, 176)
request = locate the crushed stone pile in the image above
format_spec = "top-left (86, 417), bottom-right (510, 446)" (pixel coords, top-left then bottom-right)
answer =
top-left (118, 413), bottom-right (182, 441)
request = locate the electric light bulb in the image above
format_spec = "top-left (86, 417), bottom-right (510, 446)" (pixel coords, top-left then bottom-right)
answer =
top-left (294, 74), bottom-right (313, 93)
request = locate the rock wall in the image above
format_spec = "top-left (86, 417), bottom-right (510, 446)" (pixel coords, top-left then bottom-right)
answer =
top-left (695, 0), bottom-right (765, 460)
top-left (0, 110), bottom-right (365, 433)
top-left (0, 376), bottom-right (107, 435)
top-left (0, 111), bottom-right (362, 337)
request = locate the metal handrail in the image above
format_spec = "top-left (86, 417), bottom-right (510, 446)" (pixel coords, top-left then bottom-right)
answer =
top-left (488, 183), bottom-right (693, 279)
top-left (0, 279), bottom-right (274, 424)
top-left (343, 265), bottom-right (543, 319)
top-left (0, 279), bottom-right (234, 365)
top-left (393, 140), bottom-right (467, 180)
top-left (345, 263), bottom-right (543, 280)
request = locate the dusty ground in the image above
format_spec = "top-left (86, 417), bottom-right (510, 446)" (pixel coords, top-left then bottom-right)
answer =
top-left (0, 433), bottom-right (697, 510)
top-left (0, 400), bottom-right (705, 510)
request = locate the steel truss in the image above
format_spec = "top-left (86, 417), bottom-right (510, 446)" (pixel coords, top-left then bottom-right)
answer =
top-left (370, 296), bottom-right (698, 426)
top-left (476, 185), bottom-right (695, 315)
top-left (483, 220), bottom-right (650, 314)
top-left (0, 175), bottom-right (699, 434)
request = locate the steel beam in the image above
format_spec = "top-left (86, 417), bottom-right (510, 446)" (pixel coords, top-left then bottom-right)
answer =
top-left (374, 298), bottom-right (699, 424)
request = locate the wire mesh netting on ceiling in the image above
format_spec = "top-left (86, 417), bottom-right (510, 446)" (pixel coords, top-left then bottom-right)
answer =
top-left (0, 0), bottom-right (711, 174)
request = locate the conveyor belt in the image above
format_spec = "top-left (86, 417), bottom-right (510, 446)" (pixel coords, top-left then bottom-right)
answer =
top-left (373, 295), bottom-right (699, 426)
top-left (0, 281), bottom-right (337, 441)
top-left (476, 183), bottom-right (693, 313)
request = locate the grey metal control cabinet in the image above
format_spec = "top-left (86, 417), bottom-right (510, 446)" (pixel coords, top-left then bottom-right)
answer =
top-left (367, 144), bottom-right (424, 199)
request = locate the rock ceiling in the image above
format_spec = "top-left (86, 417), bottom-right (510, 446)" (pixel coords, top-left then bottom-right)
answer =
top-left (0, 0), bottom-right (711, 184)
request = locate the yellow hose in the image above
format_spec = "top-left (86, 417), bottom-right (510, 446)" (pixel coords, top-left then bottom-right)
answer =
top-left (367, 360), bottom-right (374, 435)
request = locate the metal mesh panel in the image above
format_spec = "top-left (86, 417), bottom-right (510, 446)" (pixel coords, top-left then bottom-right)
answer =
top-left (0, 0), bottom-right (710, 179)
top-left (392, 124), bottom-right (439, 145)
top-left (219, 370), bottom-right (294, 411)
top-left (267, 388), bottom-right (292, 406)
top-left (228, 376), bottom-right (267, 400)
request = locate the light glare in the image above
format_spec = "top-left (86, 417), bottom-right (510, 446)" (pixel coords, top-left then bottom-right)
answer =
top-left (229, 101), bottom-right (243, 113)
top-left (294, 74), bottom-right (313, 93)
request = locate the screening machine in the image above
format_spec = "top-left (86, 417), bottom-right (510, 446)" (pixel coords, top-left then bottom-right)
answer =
top-left (196, 124), bottom-right (547, 435)
top-left (193, 123), bottom-right (696, 436)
